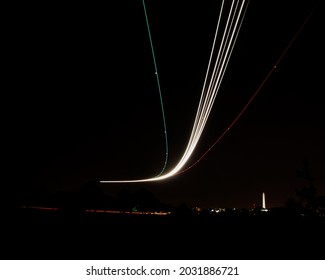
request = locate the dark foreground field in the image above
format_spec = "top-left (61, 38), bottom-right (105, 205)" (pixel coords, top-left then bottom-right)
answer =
top-left (1, 208), bottom-right (324, 260)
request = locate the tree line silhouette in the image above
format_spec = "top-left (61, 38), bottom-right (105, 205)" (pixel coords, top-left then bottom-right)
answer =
top-left (2, 157), bottom-right (324, 217)
top-left (286, 157), bottom-right (325, 215)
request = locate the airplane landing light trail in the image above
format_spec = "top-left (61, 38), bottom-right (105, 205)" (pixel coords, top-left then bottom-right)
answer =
top-left (100, 0), bottom-right (249, 183)
top-left (178, 0), bottom-right (319, 176)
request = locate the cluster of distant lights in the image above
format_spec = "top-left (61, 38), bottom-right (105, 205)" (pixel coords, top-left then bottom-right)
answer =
top-left (21, 205), bottom-right (268, 214)
top-left (100, 0), bottom-right (249, 183)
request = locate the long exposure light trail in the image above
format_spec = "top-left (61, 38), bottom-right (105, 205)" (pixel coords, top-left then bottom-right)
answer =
top-left (142, 0), bottom-right (169, 176)
top-left (178, 1), bottom-right (319, 175)
top-left (100, 0), bottom-right (249, 183)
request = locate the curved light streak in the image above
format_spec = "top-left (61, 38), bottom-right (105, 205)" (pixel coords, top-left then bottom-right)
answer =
top-left (178, 0), bottom-right (319, 175)
top-left (100, 0), bottom-right (249, 183)
top-left (142, 0), bottom-right (169, 176)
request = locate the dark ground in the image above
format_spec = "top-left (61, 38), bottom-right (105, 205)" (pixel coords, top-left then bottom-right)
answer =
top-left (2, 208), bottom-right (324, 260)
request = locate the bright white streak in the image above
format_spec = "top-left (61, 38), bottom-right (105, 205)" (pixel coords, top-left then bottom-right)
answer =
top-left (100, 0), bottom-right (248, 183)
top-left (195, 0), bottom-right (247, 142)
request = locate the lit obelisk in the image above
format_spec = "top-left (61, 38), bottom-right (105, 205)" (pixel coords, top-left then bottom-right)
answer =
top-left (262, 192), bottom-right (266, 209)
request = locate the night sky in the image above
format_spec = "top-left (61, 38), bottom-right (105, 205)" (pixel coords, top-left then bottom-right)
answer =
top-left (7, 0), bottom-right (324, 209)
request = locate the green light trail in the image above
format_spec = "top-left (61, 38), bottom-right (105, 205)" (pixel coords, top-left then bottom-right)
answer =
top-left (101, 0), bottom-right (249, 183)
top-left (142, 0), bottom-right (169, 176)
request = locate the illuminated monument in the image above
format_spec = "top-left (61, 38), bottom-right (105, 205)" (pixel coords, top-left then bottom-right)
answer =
top-left (262, 192), bottom-right (268, 211)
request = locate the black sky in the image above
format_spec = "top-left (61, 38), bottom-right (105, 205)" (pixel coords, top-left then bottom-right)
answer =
top-left (6, 0), bottom-right (324, 209)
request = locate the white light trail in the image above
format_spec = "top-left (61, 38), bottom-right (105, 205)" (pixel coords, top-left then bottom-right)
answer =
top-left (100, 0), bottom-right (249, 183)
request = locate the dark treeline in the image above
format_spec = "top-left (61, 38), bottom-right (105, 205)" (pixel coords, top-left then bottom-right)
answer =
top-left (1, 180), bottom-right (325, 260)
top-left (13, 180), bottom-right (174, 214)
top-left (2, 158), bottom-right (324, 217)
top-left (1, 191), bottom-right (324, 260)
top-left (7, 180), bottom-right (325, 217)
top-left (285, 157), bottom-right (325, 216)
top-left (2, 176), bottom-right (325, 218)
